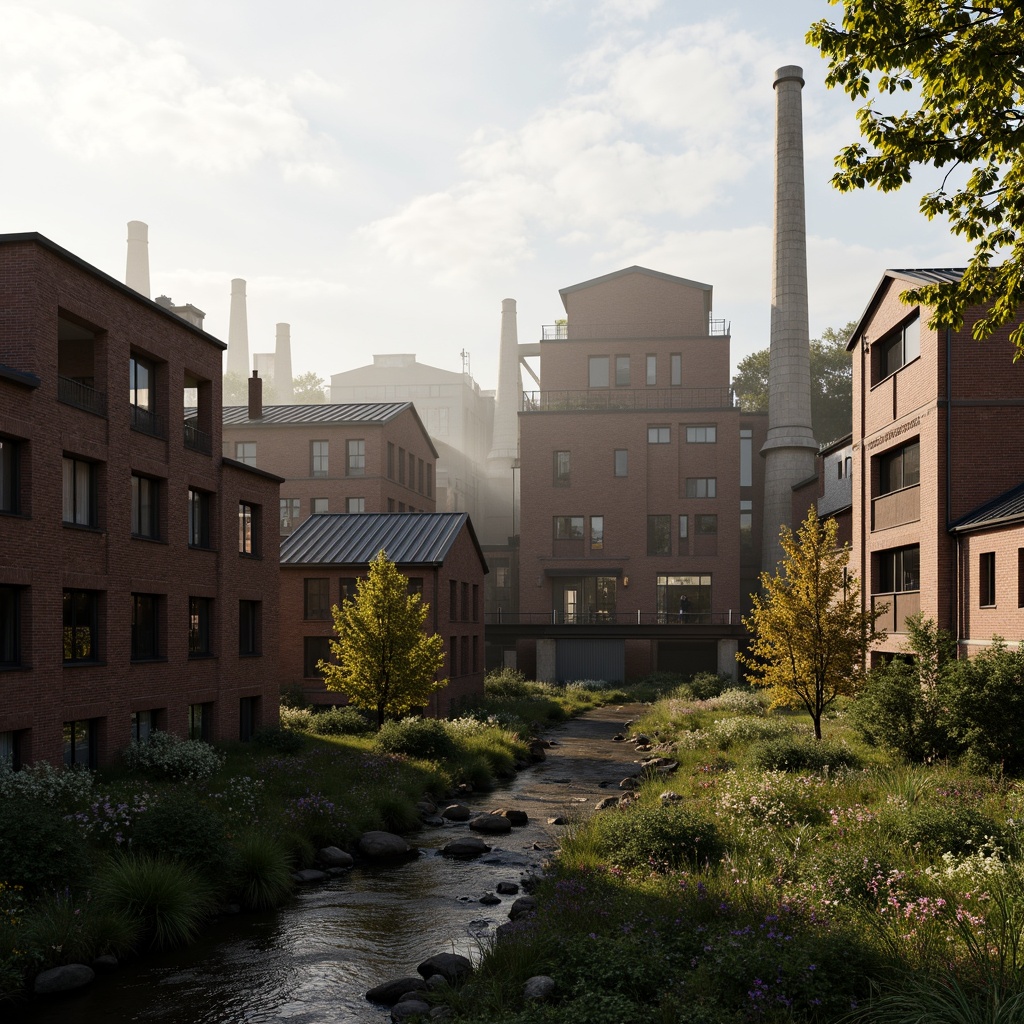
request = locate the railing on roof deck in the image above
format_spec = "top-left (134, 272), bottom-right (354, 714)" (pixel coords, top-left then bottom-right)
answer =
top-left (521, 387), bottom-right (737, 413)
top-left (58, 376), bottom-right (107, 417)
top-left (541, 324), bottom-right (569, 340)
top-left (130, 403), bottom-right (165, 438)
top-left (709, 317), bottom-right (730, 336)
top-left (184, 419), bottom-right (212, 455)
top-left (485, 610), bottom-right (739, 626)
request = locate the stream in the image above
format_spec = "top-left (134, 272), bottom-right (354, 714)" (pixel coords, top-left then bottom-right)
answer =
top-left (12, 704), bottom-right (647, 1024)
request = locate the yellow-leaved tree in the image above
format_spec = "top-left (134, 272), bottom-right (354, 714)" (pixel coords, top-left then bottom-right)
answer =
top-left (319, 550), bottom-right (446, 729)
top-left (739, 506), bottom-right (886, 740)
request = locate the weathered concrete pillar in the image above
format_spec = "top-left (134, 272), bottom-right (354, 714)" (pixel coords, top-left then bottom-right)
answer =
top-left (717, 638), bottom-right (739, 682)
top-left (536, 639), bottom-right (557, 684)
top-left (275, 322), bottom-right (294, 404)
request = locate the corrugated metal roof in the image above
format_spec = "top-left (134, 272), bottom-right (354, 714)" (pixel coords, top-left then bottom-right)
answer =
top-left (951, 481), bottom-right (1024, 533)
top-left (280, 512), bottom-right (485, 568)
top-left (222, 402), bottom-right (411, 426)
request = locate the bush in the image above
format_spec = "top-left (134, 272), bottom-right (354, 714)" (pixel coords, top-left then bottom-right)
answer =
top-left (130, 793), bottom-right (229, 876)
top-left (227, 831), bottom-right (294, 911)
top-left (0, 797), bottom-right (92, 898)
top-left (484, 667), bottom-right (530, 698)
top-left (20, 889), bottom-right (139, 969)
top-left (881, 804), bottom-right (1002, 857)
top-left (374, 717), bottom-right (457, 760)
top-left (748, 736), bottom-right (862, 772)
top-left (0, 760), bottom-right (94, 811)
top-left (589, 803), bottom-right (724, 871)
top-left (121, 731), bottom-right (225, 782)
top-left (687, 672), bottom-right (733, 701)
top-left (251, 726), bottom-right (304, 753)
top-left (309, 706), bottom-right (375, 736)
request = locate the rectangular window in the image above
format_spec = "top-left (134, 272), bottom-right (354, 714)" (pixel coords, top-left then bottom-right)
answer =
top-left (63, 589), bottom-right (98, 663)
top-left (303, 637), bottom-right (331, 678)
top-left (304, 578), bottom-right (331, 619)
top-left (450, 636), bottom-right (458, 677)
top-left (648, 426), bottom-right (670, 444)
top-left (646, 355), bottom-right (657, 386)
top-left (878, 440), bottom-right (920, 495)
top-left (686, 477), bottom-right (717, 498)
top-left (686, 426), bottom-right (717, 443)
top-left (647, 515), bottom-right (671, 555)
top-left (346, 497), bottom-right (365, 513)
top-left (188, 488), bottom-right (211, 547)
top-left (615, 355), bottom-right (630, 386)
top-left (0, 437), bottom-right (19, 514)
top-left (426, 464), bottom-right (433, 498)
top-left (312, 497), bottom-right (328, 515)
top-left (450, 579), bottom-right (458, 619)
top-left (740, 429), bottom-right (752, 487)
top-left (235, 442), bottom-right (256, 466)
top-left (62, 456), bottom-right (95, 526)
top-left (614, 449), bottom-right (628, 477)
top-left (239, 501), bottom-right (257, 555)
top-left (387, 498), bottom-right (395, 512)
top-left (590, 515), bottom-right (604, 551)
top-left (461, 635), bottom-right (469, 675)
top-left (311, 440), bottom-right (329, 477)
top-left (408, 577), bottom-right (424, 597)
top-left (131, 474), bottom-right (159, 539)
top-left (875, 313), bottom-right (921, 381)
top-left (658, 574), bottom-right (712, 620)
top-left (387, 442), bottom-right (395, 480)
top-left (679, 514), bottom-right (688, 539)
top-left (188, 597), bottom-right (212, 656)
top-left (188, 703), bottom-right (211, 742)
top-left (980, 552), bottom-right (996, 607)
top-left (129, 355), bottom-right (160, 435)
top-left (131, 593), bottom-right (160, 660)
top-left (63, 720), bottom-right (96, 769)
top-left (418, 459), bottom-right (424, 494)
top-left (239, 600), bottom-right (260, 656)
top-left (472, 584), bottom-right (479, 622)
top-left (554, 450), bottom-right (571, 486)
top-left (339, 577), bottom-right (358, 603)
top-left (697, 514), bottom-right (718, 535)
top-left (740, 500), bottom-right (753, 554)
top-left (408, 452), bottom-right (415, 486)
top-left (670, 354), bottom-right (682, 387)
top-left (554, 515), bottom-right (584, 540)
top-left (398, 447), bottom-right (406, 484)
top-left (589, 356), bottom-right (609, 388)
top-left (879, 545), bottom-right (920, 593)
top-left (472, 634), bottom-right (479, 673)
top-left (461, 582), bottom-right (470, 621)
top-left (280, 497), bottom-right (300, 532)
top-left (347, 439), bottom-right (366, 476)
top-left (0, 586), bottom-right (21, 666)
top-left (131, 710), bottom-right (160, 745)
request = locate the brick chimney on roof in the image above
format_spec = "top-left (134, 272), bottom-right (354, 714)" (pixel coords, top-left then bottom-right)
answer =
top-left (248, 370), bottom-right (263, 420)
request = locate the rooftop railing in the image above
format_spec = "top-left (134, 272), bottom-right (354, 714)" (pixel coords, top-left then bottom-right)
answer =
top-left (540, 315), bottom-right (730, 340)
top-left (522, 386), bottom-right (736, 412)
top-left (486, 610), bottom-right (739, 626)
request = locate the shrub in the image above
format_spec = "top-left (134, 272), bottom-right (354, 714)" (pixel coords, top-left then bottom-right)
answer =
top-left (483, 667), bottom-right (530, 698)
top-left (20, 889), bottom-right (139, 969)
top-left (881, 804), bottom-right (1002, 857)
top-left (0, 797), bottom-right (92, 898)
top-left (589, 803), bottom-right (724, 871)
top-left (374, 717), bottom-right (457, 760)
top-left (748, 736), bottom-right (862, 772)
top-left (309, 706), bottom-right (374, 736)
top-left (94, 855), bottom-right (213, 951)
top-left (250, 726), bottom-right (304, 753)
top-left (121, 731), bottom-right (225, 782)
top-left (0, 760), bottom-right (94, 810)
top-left (687, 672), bottom-right (733, 701)
top-left (130, 793), bottom-right (229, 876)
top-left (227, 832), bottom-right (294, 911)
top-left (278, 705), bottom-right (316, 732)
top-left (703, 688), bottom-right (766, 715)
top-left (282, 790), bottom-right (346, 847)
top-left (710, 715), bottom-right (795, 747)
top-left (278, 683), bottom-right (309, 709)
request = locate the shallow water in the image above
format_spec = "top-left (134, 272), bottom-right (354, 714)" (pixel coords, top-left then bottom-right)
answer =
top-left (12, 705), bottom-right (644, 1024)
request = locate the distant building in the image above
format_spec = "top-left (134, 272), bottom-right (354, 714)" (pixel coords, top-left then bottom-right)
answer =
top-left (279, 512), bottom-right (487, 714)
top-left (0, 233), bottom-right (282, 768)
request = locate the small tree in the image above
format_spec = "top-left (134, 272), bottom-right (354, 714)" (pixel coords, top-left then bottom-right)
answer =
top-left (292, 371), bottom-right (327, 405)
top-left (319, 550), bottom-right (446, 728)
top-left (739, 506), bottom-right (885, 739)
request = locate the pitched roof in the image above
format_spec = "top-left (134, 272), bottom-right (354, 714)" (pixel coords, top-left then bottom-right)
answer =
top-left (950, 481), bottom-right (1024, 534)
top-left (280, 512), bottom-right (487, 570)
top-left (558, 265), bottom-right (713, 300)
top-left (222, 401), bottom-right (413, 426)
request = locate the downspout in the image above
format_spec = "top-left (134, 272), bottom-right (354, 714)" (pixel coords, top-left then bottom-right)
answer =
top-left (945, 326), bottom-right (958, 653)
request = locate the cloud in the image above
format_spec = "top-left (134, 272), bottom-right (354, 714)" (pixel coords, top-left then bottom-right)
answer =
top-left (0, 5), bottom-right (338, 178)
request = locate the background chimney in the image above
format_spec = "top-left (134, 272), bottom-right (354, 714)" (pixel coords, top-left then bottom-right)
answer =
top-left (248, 370), bottom-right (263, 420)
top-left (275, 322), bottom-right (294, 404)
top-left (227, 278), bottom-right (250, 379)
top-left (125, 220), bottom-right (151, 298)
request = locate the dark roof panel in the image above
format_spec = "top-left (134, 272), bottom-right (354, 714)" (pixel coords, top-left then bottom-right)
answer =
top-left (951, 481), bottom-right (1024, 533)
top-left (223, 402), bottom-right (412, 426)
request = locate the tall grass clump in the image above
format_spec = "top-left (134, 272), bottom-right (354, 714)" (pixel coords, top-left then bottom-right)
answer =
top-left (20, 889), bottom-right (139, 969)
top-left (227, 832), bottom-right (294, 911)
top-left (586, 803), bottom-right (724, 872)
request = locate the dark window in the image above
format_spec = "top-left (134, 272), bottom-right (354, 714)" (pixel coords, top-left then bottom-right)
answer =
top-left (188, 489), bottom-right (211, 547)
top-left (740, 500), bottom-right (753, 554)
top-left (131, 710), bottom-right (161, 744)
top-left (875, 314), bottom-right (921, 381)
top-left (589, 356), bottom-right (609, 388)
top-left (63, 589), bottom-right (98, 662)
top-left (418, 459), bottom-right (424, 494)
top-left (686, 426), bottom-right (716, 443)
top-left (0, 586), bottom-right (20, 666)
top-left (686, 477), bottom-right (717, 498)
top-left (472, 584), bottom-right (479, 622)
top-left (554, 450), bottom-right (571, 486)
top-left (980, 552), bottom-right (996, 607)
top-left (63, 719), bottom-right (97, 768)
top-left (239, 600), bottom-right (260, 655)
top-left (311, 440), bottom-right (329, 477)
top-left (426, 464), bottom-right (433, 497)
top-left (450, 635), bottom-right (457, 676)
top-left (347, 439), bottom-right (365, 476)
top-left (554, 516), bottom-right (584, 540)
top-left (1018, 549), bottom-right (1024, 608)
top-left (450, 579), bottom-right (458, 619)
top-left (615, 355), bottom-right (630, 386)
top-left (304, 636), bottom-right (331, 677)
top-left (188, 597), bottom-right (212, 656)
top-left (387, 442), bottom-right (395, 479)
top-left (407, 577), bottom-right (424, 597)
top-left (646, 355), bottom-right (657, 386)
top-left (879, 545), bottom-right (920, 593)
top-left (131, 475), bottom-right (159, 539)
top-left (740, 428), bottom-right (753, 487)
top-left (62, 456), bottom-right (96, 526)
top-left (304, 578), bottom-right (331, 619)
top-left (188, 702), bottom-right (211, 741)
top-left (339, 577), bottom-right (358, 603)
top-left (239, 502), bottom-right (257, 555)
top-left (398, 447), bottom-right (406, 484)
top-left (408, 452), bottom-right (415, 485)
top-left (878, 440), bottom-right (920, 495)
top-left (239, 697), bottom-right (259, 742)
top-left (129, 355), bottom-right (161, 435)
top-left (461, 582), bottom-right (469, 621)
top-left (0, 437), bottom-right (19, 514)
top-left (670, 353), bottom-right (682, 386)
top-left (131, 593), bottom-right (160, 660)
top-left (647, 515), bottom-right (671, 555)
top-left (614, 449), bottom-right (628, 477)
top-left (697, 514), bottom-right (718, 535)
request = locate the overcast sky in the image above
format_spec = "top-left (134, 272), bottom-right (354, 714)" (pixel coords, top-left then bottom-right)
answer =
top-left (1, 0), bottom-right (970, 390)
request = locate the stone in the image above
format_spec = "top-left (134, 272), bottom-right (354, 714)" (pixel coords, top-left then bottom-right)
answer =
top-left (430, 1008), bottom-right (454, 1019)
top-left (595, 796), bottom-right (620, 810)
top-left (425, 973), bottom-right (450, 991)
top-left (358, 831), bottom-right (414, 859)
top-left (479, 892), bottom-right (501, 905)
top-left (508, 895), bottom-right (538, 921)
top-left (440, 836), bottom-right (490, 858)
top-left (366, 977), bottom-right (428, 1006)
top-left (416, 800), bottom-right (437, 814)
top-left (421, 815), bottom-right (445, 827)
top-left (660, 790), bottom-right (684, 804)
top-left (547, 815), bottom-right (567, 825)
top-left (292, 868), bottom-right (329, 884)
top-left (316, 846), bottom-right (354, 869)
top-left (416, 952), bottom-right (473, 985)
top-left (34, 964), bottom-right (95, 995)
top-left (619, 777), bottom-right (637, 790)
top-left (496, 881), bottom-right (520, 895)
top-left (527, 742), bottom-right (547, 762)
top-left (457, 782), bottom-right (474, 794)
top-left (469, 814), bottom-right (513, 835)
top-left (91, 954), bottom-right (118, 973)
top-left (392, 997), bottom-right (432, 1021)
top-left (632, 733), bottom-right (650, 745)
top-left (441, 803), bottom-right (472, 821)
top-left (523, 975), bottom-right (557, 1002)
top-left (491, 807), bottom-right (529, 826)
top-left (612, 733), bottom-right (625, 741)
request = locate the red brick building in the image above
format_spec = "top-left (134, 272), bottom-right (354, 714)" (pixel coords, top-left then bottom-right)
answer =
top-left (511, 267), bottom-right (767, 681)
top-left (848, 269), bottom-right (1024, 659)
top-left (221, 396), bottom-right (437, 534)
top-left (279, 512), bottom-right (486, 715)
top-left (0, 233), bottom-right (282, 768)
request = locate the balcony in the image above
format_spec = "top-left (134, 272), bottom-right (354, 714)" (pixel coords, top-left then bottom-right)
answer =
top-left (184, 419), bottom-right (212, 455)
top-left (131, 403), bottom-right (165, 438)
top-left (523, 387), bottom-right (736, 413)
top-left (872, 485), bottom-right (920, 531)
top-left (872, 590), bottom-right (921, 634)
top-left (485, 610), bottom-right (739, 626)
top-left (58, 376), bottom-right (106, 417)
top-left (540, 316), bottom-right (730, 340)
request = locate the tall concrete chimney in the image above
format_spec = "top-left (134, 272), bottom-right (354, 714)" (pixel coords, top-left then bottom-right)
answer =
top-left (275, 322), bottom-right (294, 404)
top-left (125, 220), bottom-right (151, 298)
top-left (761, 65), bottom-right (818, 572)
top-left (488, 298), bottom-right (522, 462)
top-left (226, 279), bottom-right (250, 379)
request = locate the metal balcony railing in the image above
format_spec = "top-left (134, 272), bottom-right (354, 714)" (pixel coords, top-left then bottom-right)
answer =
top-left (58, 376), bottom-right (107, 417)
top-left (522, 387), bottom-right (736, 413)
top-left (540, 316), bottom-right (730, 340)
top-left (131, 403), bottom-right (165, 438)
top-left (485, 610), bottom-right (739, 626)
top-left (184, 419), bottom-right (212, 455)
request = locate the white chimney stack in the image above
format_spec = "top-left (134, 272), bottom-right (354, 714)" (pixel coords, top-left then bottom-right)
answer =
top-left (275, 322), bottom-right (294, 404)
top-left (227, 278), bottom-right (250, 379)
top-left (125, 220), bottom-right (151, 298)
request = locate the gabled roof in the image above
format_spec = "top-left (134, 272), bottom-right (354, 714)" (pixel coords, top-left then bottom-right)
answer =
top-left (559, 265), bottom-right (712, 302)
top-left (280, 512), bottom-right (487, 571)
top-left (223, 401), bottom-right (412, 426)
top-left (950, 481), bottom-right (1024, 534)
top-left (847, 269), bottom-right (966, 351)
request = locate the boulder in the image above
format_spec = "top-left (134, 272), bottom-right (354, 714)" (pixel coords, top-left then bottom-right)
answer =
top-left (527, 742), bottom-right (547, 762)
top-left (619, 777), bottom-right (637, 790)
top-left (358, 831), bottom-right (414, 859)
top-left (292, 869), bottom-right (329, 884)
top-left (632, 733), bottom-right (650, 745)
top-left (479, 892), bottom-right (501, 905)
top-left (34, 964), bottom-right (95, 995)
top-left (547, 815), bottom-right (567, 825)
top-left (508, 895), bottom-right (538, 921)
top-left (416, 799), bottom-right (438, 814)
top-left (523, 975), bottom-right (557, 1002)
top-left (316, 846), bottom-right (354, 869)
top-left (416, 952), bottom-right (473, 985)
top-left (392, 997), bottom-right (432, 1021)
top-left (469, 814), bottom-right (513, 835)
top-left (91, 954), bottom-right (118, 973)
top-left (496, 881), bottom-right (520, 895)
top-left (441, 803), bottom-right (472, 822)
top-left (440, 836), bottom-right (490, 858)
top-left (595, 796), bottom-right (620, 811)
top-left (492, 807), bottom-right (529, 826)
top-left (366, 977), bottom-right (428, 1005)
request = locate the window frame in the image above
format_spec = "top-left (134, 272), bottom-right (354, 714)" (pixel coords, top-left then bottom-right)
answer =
top-left (553, 450), bottom-right (571, 487)
top-left (131, 473), bottom-right (160, 539)
top-left (685, 477), bottom-right (717, 499)
top-left (188, 596), bottom-right (213, 657)
top-left (304, 578), bottom-right (332, 620)
top-left (239, 600), bottom-right (260, 656)
top-left (647, 514), bottom-right (671, 556)
top-left (130, 592), bottom-right (161, 661)
top-left (279, 497), bottom-right (300, 532)
top-left (239, 501), bottom-right (258, 556)
top-left (62, 455), bottom-right (96, 527)
top-left (874, 313), bottom-right (921, 383)
top-left (347, 438), bottom-right (366, 477)
top-left (646, 354), bottom-right (657, 386)
top-left (613, 449), bottom-right (628, 477)
top-left (614, 355), bottom-right (630, 387)
top-left (346, 497), bottom-right (366, 513)
top-left (647, 426), bottom-right (671, 444)
top-left (553, 515), bottom-right (584, 541)
top-left (63, 589), bottom-right (99, 664)
top-left (588, 356), bottom-right (610, 389)
top-left (311, 440), bottom-right (329, 478)
top-left (878, 440), bottom-right (920, 495)
top-left (590, 515), bottom-right (604, 551)
top-left (696, 513), bottom-right (718, 535)
top-left (234, 441), bottom-right (256, 466)
top-left (0, 436), bottom-right (19, 515)
top-left (187, 488), bottom-right (211, 548)
top-left (0, 585), bottom-right (21, 667)
top-left (980, 551), bottom-right (996, 608)
top-left (686, 425), bottom-right (717, 444)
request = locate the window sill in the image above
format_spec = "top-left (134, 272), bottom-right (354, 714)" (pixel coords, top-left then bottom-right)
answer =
top-left (239, 652), bottom-right (262, 658)
top-left (188, 544), bottom-right (216, 553)
top-left (188, 653), bottom-right (216, 660)
top-left (131, 656), bottom-right (168, 664)
top-left (239, 552), bottom-right (262, 560)
top-left (62, 522), bottom-right (103, 533)
top-left (131, 534), bottom-right (166, 544)
top-left (63, 659), bottom-right (105, 668)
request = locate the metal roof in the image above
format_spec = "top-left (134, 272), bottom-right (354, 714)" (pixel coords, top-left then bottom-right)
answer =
top-left (222, 402), bottom-right (412, 426)
top-left (950, 481), bottom-right (1024, 534)
top-left (280, 512), bottom-right (487, 570)
top-left (559, 265), bottom-right (713, 299)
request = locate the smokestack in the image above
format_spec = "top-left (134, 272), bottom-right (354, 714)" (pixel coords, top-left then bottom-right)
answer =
top-left (227, 279), bottom-right (250, 379)
top-left (125, 221), bottom-right (151, 298)
top-left (488, 298), bottom-right (521, 462)
top-left (275, 322), bottom-right (294, 404)
top-left (248, 370), bottom-right (263, 420)
top-left (761, 65), bottom-right (818, 572)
